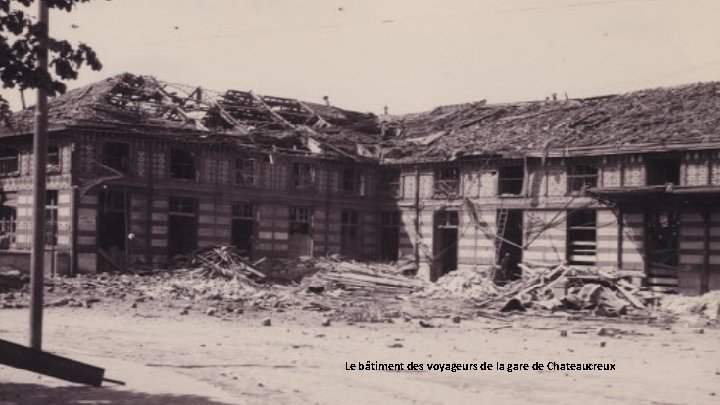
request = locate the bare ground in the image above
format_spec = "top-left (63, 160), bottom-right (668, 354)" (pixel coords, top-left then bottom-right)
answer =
top-left (0, 302), bottom-right (718, 405)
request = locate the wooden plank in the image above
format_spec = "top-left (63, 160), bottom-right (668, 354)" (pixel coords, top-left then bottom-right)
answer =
top-left (0, 338), bottom-right (105, 386)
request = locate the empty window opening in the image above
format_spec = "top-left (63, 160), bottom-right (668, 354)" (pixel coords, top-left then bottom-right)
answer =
top-left (0, 148), bottom-right (18, 175)
top-left (379, 211), bottom-right (400, 261)
top-left (292, 162), bottom-right (314, 189)
top-left (646, 157), bottom-right (680, 186)
top-left (433, 210), bottom-right (459, 280)
top-left (231, 203), bottom-right (256, 258)
top-left (47, 146), bottom-right (60, 171)
top-left (498, 166), bottom-right (524, 195)
top-left (102, 142), bottom-right (130, 174)
top-left (341, 168), bottom-right (364, 195)
top-left (433, 167), bottom-right (460, 197)
top-left (170, 149), bottom-right (196, 180)
top-left (168, 197), bottom-right (197, 257)
top-left (340, 210), bottom-right (362, 258)
top-left (567, 210), bottom-right (597, 266)
top-left (45, 190), bottom-right (59, 247)
top-left (567, 164), bottom-right (598, 193)
top-left (235, 158), bottom-right (256, 186)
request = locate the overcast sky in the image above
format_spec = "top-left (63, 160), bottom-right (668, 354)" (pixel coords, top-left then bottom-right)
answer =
top-left (4, 0), bottom-right (720, 114)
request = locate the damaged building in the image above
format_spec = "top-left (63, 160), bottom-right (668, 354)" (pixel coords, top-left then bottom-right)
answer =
top-left (1, 73), bottom-right (719, 295)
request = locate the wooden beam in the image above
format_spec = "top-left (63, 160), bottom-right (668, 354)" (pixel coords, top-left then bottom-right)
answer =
top-left (0, 339), bottom-right (105, 386)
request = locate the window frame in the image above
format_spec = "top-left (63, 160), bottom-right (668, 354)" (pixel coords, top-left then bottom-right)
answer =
top-left (102, 141), bottom-right (131, 174)
top-left (170, 148), bottom-right (197, 180)
top-left (498, 166), bottom-right (524, 196)
top-left (234, 157), bottom-right (257, 186)
top-left (291, 162), bottom-right (315, 189)
top-left (0, 148), bottom-right (19, 177)
top-left (433, 166), bottom-right (460, 198)
top-left (567, 164), bottom-right (598, 194)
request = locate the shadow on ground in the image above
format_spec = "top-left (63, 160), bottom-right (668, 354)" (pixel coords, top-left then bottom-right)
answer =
top-left (0, 383), bottom-right (237, 405)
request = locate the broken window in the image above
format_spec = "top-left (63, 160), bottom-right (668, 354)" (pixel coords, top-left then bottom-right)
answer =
top-left (567, 164), bottom-right (598, 194)
top-left (292, 162), bottom-right (314, 189)
top-left (235, 157), bottom-right (256, 186)
top-left (498, 166), bottom-right (524, 196)
top-left (170, 149), bottom-right (196, 180)
top-left (0, 148), bottom-right (18, 176)
top-left (47, 146), bottom-right (60, 172)
top-left (0, 203), bottom-right (16, 250)
top-left (380, 169), bottom-right (401, 197)
top-left (566, 210), bottom-right (597, 266)
top-left (341, 168), bottom-right (363, 195)
top-left (45, 190), bottom-right (58, 247)
top-left (433, 167), bottom-right (460, 197)
top-left (646, 157), bottom-right (680, 186)
top-left (102, 142), bottom-right (130, 174)
top-left (289, 206), bottom-right (312, 235)
top-left (340, 210), bottom-right (362, 258)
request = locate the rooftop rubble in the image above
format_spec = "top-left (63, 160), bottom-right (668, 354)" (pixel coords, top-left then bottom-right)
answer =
top-left (4, 74), bottom-right (720, 164)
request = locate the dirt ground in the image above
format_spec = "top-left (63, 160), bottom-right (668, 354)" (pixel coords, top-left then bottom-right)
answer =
top-left (1, 303), bottom-right (718, 405)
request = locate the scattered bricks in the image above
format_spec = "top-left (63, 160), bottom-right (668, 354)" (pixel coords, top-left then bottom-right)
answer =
top-left (600, 341), bottom-right (607, 348)
top-left (560, 329), bottom-right (568, 337)
top-left (321, 318), bottom-right (331, 327)
top-left (262, 318), bottom-right (272, 326)
top-left (388, 343), bottom-right (403, 348)
top-left (452, 316), bottom-right (462, 324)
top-left (418, 320), bottom-right (435, 328)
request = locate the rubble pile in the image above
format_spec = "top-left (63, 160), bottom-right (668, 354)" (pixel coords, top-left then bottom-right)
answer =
top-left (183, 246), bottom-right (266, 281)
top-left (416, 267), bottom-right (499, 299)
top-left (303, 257), bottom-right (426, 295)
top-left (660, 291), bottom-right (720, 320)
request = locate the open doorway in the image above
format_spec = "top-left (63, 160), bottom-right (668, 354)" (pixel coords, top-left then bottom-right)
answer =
top-left (231, 203), bottom-right (256, 258)
top-left (97, 189), bottom-right (128, 271)
top-left (496, 209), bottom-right (523, 272)
top-left (433, 210), bottom-right (458, 281)
top-left (645, 210), bottom-right (679, 288)
top-left (340, 210), bottom-right (362, 259)
top-left (379, 211), bottom-right (400, 261)
top-left (168, 197), bottom-right (197, 258)
top-left (288, 206), bottom-right (313, 257)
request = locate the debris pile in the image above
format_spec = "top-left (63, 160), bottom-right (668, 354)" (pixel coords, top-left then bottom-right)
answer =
top-left (303, 256), bottom-right (426, 294)
top-left (183, 246), bottom-right (266, 281)
top-left (660, 291), bottom-right (720, 320)
top-left (416, 267), bottom-right (499, 299)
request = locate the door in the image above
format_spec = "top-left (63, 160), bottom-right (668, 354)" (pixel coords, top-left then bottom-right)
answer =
top-left (433, 210), bottom-right (459, 281)
top-left (379, 211), bottom-right (400, 261)
top-left (231, 203), bottom-right (256, 258)
top-left (168, 197), bottom-right (197, 258)
top-left (97, 189), bottom-right (128, 271)
top-left (289, 206), bottom-right (313, 257)
top-left (496, 209), bottom-right (523, 276)
top-left (340, 210), bottom-right (362, 259)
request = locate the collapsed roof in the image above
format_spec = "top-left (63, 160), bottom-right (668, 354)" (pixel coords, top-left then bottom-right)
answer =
top-left (1, 73), bottom-right (381, 160)
top-left (382, 82), bottom-right (720, 163)
top-left (2, 74), bottom-right (720, 164)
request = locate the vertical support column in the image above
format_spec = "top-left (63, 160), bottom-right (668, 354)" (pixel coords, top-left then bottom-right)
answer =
top-left (30, 0), bottom-right (50, 350)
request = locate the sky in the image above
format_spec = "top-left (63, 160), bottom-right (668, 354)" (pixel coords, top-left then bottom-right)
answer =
top-left (3, 0), bottom-right (720, 114)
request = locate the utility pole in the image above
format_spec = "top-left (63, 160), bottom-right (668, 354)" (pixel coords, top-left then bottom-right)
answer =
top-left (30, 0), bottom-right (50, 351)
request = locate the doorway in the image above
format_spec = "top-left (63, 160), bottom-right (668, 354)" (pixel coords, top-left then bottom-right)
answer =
top-left (168, 197), bottom-right (197, 258)
top-left (379, 211), bottom-right (400, 261)
top-left (496, 209), bottom-right (523, 267)
top-left (340, 210), bottom-right (362, 259)
top-left (231, 203), bottom-right (256, 258)
top-left (645, 210), bottom-right (679, 289)
top-left (288, 206), bottom-right (313, 257)
top-left (97, 189), bottom-right (128, 271)
top-left (433, 210), bottom-right (459, 281)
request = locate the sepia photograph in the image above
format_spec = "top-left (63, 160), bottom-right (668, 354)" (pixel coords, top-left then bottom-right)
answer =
top-left (0, 1), bottom-right (719, 404)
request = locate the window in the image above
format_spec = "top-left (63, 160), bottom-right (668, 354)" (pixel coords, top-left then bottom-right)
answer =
top-left (45, 190), bottom-right (58, 247)
top-left (567, 164), bottom-right (598, 194)
top-left (47, 146), bottom-right (60, 170)
top-left (433, 167), bottom-right (460, 197)
top-left (0, 148), bottom-right (18, 176)
top-left (0, 204), bottom-right (16, 250)
top-left (170, 149), bottom-right (196, 180)
top-left (169, 197), bottom-right (196, 215)
top-left (231, 203), bottom-right (255, 219)
top-left (102, 142), bottom-right (130, 174)
top-left (292, 162), bottom-right (314, 189)
top-left (235, 158), bottom-right (256, 186)
top-left (341, 168), bottom-right (364, 194)
top-left (566, 210), bottom-right (597, 266)
top-left (646, 157), bottom-right (680, 186)
top-left (289, 206), bottom-right (312, 235)
top-left (498, 166), bottom-right (524, 195)
top-left (435, 210), bottom-right (459, 228)
top-left (380, 169), bottom-right (401, 197)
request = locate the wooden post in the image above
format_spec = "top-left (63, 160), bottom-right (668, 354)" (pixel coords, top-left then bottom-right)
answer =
top-left (29, 0), bottom-right (50, 351)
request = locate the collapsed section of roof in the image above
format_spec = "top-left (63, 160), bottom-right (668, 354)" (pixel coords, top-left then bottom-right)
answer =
top-left (382, 82), bottom-right (720, 163)
top-left (1, 73), bottom-right (381, 160)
